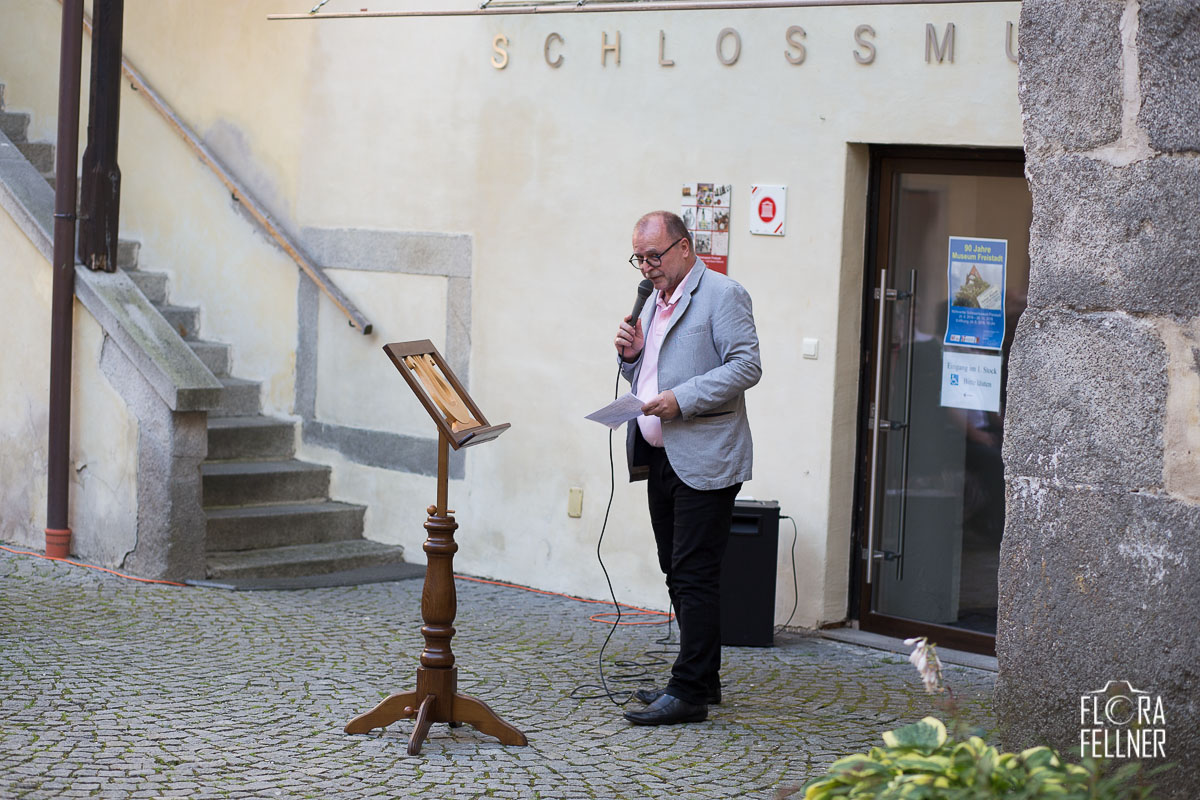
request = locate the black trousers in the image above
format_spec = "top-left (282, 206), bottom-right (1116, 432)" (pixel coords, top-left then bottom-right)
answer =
top-left (645, 444), bottom-right (740, 706)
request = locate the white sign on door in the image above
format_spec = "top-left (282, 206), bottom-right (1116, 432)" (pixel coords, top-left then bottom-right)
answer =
top-left (940, 351), bottom-right (1002, 412)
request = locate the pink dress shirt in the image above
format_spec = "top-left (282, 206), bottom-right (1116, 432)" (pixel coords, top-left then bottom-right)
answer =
top-left (635, 267), bottom-right (694, 447)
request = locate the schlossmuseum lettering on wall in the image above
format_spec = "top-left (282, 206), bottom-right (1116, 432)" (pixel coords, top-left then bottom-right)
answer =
top-left (489, 20), bottom-right (1019, 70)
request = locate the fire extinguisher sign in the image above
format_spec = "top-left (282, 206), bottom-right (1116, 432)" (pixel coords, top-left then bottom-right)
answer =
top-left (749, 184), bottom-right (786, 236)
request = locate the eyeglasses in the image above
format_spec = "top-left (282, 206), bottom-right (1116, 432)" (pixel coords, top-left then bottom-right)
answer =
top-left (629, 237), bottom-right (685, 269)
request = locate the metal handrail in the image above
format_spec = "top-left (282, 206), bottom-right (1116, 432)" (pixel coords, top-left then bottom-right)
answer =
top-left (74, 7), bottom-right (372, 334)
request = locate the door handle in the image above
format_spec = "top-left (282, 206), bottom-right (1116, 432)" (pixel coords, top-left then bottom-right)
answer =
top-left (866, 269), bottom-right (887, 586)
top-left (895, 269), bottom-right (918, 580)
top-left (866, 270), bottom-right (919, 585)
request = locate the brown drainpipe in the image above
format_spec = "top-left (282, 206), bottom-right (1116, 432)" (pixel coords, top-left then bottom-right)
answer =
top-left (45, 0), bottom-right (86, 559)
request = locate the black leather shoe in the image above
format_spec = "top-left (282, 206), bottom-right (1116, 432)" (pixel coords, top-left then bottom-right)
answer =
top-left (623, 693), bottom-right (708, 725)
top-left (634, 687), bottom-right (721, 705)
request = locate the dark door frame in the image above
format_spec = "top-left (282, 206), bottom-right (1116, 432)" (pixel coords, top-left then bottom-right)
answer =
top-left (849, 145), bottom-right (1026, 657)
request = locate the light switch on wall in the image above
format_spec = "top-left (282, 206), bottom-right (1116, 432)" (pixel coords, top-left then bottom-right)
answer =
top-left (802, 338), bottom-right (819, 359)
top-left (568, 487), bottom-right (584, 518)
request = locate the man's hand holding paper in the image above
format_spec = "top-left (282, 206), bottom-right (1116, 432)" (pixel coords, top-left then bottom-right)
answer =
top-left (585, 392), bottom-right (645, 430)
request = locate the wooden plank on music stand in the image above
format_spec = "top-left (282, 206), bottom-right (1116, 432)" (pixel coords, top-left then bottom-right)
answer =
top-left (344, 340), bottom-right (524, 755)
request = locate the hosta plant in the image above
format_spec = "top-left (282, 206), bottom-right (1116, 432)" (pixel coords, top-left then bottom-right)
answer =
top-left (798, 716), bottom-right (1160, 800)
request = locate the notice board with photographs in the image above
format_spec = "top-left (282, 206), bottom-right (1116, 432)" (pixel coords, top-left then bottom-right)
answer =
top-left (681, 182), bottom-right (731, 274)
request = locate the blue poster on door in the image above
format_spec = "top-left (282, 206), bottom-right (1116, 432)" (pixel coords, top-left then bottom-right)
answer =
top-left (944, 236), bottom-right (1006, 351)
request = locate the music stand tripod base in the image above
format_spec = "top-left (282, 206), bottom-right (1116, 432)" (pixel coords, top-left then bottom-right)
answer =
top-left (344, 664), bottom-right (527, 756)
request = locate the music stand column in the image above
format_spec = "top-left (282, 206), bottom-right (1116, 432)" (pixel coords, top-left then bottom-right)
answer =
top-left (413, 433), bottom-right (459, 742)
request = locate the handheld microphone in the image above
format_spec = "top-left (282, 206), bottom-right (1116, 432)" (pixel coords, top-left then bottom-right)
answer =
top-left (629, 279), bottom-right (653, 326)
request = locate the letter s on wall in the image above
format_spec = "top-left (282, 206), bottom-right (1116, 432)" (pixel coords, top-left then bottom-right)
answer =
top-left (785, 25), bottom-right (807, 65)
top-left (492, 33), bottom-right (509, 69)
top-left (854, 24), bottom-right (876, 65)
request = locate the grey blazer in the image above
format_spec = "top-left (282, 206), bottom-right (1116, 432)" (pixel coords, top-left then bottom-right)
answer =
top-left (622, 259), bottom-right (762, 491)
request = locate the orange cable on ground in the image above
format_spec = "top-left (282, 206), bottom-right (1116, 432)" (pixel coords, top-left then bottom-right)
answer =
top-left (454, 574), bottom-right (673, 626)
top-left (0, 545), bottom-right (189, 587)
top-left (0, 544), bottom-right (667, 614)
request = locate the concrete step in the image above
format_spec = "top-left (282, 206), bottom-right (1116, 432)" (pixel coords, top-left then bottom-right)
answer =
top-left (117, 239), bottom-right (140, 270)
top-left (206, 539), bottom-right (406, 581)
top-left (205, 500), bottom-right (365, 552)
top-left (15, 140), bottom-right (53, 173)
top-left (124, 269), bottom-right (168, 304)
top-left (210, 376), bottom-right (261, 417)
top-left (157, 304), bottom-right (199, 339)
top-left (202, 459), bottom-right (330, 508)
top-left (0, 110), bottom-right (29, 143)
top-left (207, 415), bottom-right (295, 461)
top-left (187, 339), bottom-right (231, 377)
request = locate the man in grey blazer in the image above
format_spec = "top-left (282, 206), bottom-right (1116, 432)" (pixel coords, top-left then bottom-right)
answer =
top-left (613, 211), bottom-right (761, 725)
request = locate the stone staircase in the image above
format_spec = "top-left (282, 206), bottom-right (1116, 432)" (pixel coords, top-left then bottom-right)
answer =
top-left (0, 85), bottom-right (55, 186)
top-left (2, 80), bottom-right (405, 581)
top-left (118, 232), bottom-right (406, 581)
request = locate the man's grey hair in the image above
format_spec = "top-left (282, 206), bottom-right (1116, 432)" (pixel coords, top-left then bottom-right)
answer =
top-left (636, 210), bottom-right (693, 250)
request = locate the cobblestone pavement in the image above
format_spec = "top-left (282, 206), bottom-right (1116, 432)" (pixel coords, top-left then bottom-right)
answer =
top-left (0, 549), bottom-right (995, 799)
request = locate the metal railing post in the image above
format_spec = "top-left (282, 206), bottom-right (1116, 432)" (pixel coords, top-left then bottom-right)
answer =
top-left (78, 0), bottom-right (125, 272)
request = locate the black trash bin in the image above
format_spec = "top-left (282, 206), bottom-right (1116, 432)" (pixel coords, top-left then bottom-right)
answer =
top-left (720, 499), bottom-right (780, 647)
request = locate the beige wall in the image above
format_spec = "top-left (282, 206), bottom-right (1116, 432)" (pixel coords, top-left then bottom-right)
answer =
top-left (0, 206), bottom-right (139, 564)
top-left (0, 0), bottom-right (64, 143)
top-left (1, 0), bottom-right (1022, 626)
top-left (114, 74), bottom-right (303, 417)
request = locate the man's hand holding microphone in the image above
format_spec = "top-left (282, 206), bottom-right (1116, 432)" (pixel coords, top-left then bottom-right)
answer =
top-left (615, 278), bottom-right (680, 421)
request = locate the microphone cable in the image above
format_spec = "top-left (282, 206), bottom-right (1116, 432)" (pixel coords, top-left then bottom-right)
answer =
top-left (775, 515), bottom-right (800, 633)
top-left (569, 370), bottom-right (800, 703)
top-left (569, 364), bottom-right (677, 706)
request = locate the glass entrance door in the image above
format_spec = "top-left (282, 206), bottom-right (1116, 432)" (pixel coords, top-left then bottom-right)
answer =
top-left (855, 149), bottom-right (1031, 655)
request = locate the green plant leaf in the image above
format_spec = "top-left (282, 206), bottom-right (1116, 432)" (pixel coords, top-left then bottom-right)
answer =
top-left (801, 778), bottom-right (850, 800)
top-left (829, 754), bottom-right (894, 781)
top-left (882, 779), bottom-right (940, 800)
top-left (975, 746), bottom-right (997, 779)
top-left (1018, 746), bottom-right (1059, 768)
top-left (1109, 761), bottom-right (1142, 783)
top-left (867, 747), bottom-right (898, 766)
top-left (891, 755), bottom-right (953, 775)
top-left (881, 718), bottom-right (948, 755)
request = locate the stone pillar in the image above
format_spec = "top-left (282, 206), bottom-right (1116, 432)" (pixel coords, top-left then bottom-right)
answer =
top-left (99, 336), bottom-right (208, 582)
top-left (999, 2), bottom-right (1199, 794)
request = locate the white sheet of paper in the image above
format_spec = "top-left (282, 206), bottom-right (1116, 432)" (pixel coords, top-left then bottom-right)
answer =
top-left (585, 392), bottom-right (644, 430)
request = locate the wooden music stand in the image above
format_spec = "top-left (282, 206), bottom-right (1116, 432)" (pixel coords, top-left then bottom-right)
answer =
top-left (343, 340), bottom-right (525, 755)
